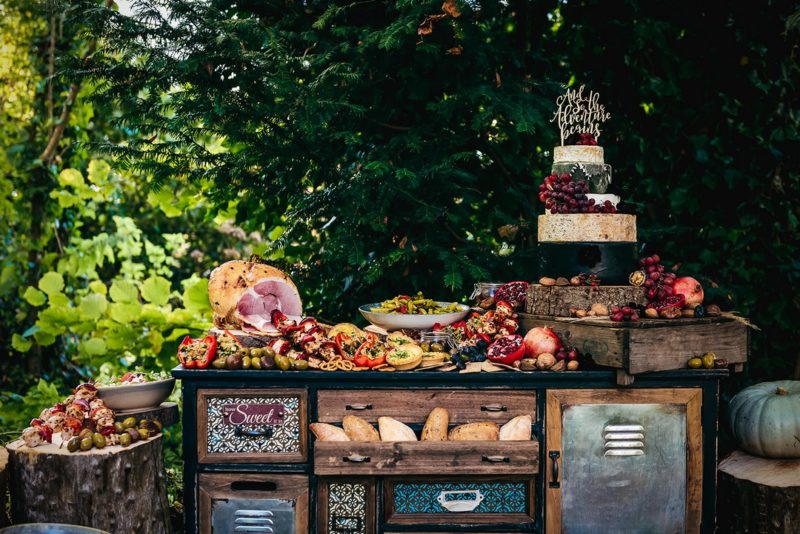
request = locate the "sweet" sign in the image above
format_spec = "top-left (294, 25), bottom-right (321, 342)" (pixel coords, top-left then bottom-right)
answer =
top-left (222, 403), bottom-right (285, 426)
top-left (551, 85), bottom-right (611, 145)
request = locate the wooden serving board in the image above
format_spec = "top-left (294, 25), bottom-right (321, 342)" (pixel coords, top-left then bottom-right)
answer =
top-left (519, 313), bottom-right (748, 375)
top-left (525, 284), bottom-right (647, 317)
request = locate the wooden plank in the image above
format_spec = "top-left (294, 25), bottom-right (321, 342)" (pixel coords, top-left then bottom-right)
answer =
top-left (313, 440), bottom-right (538, 476)
top-left (627, 320), bottom-right (747, 374)
top-left (198, 473), bottom-right (308, 534)
top-left (718, 450), bottom-right (800, 533)
top-left (520, 313), bottom-right (748, 374)
top-left (545, 391), bottom-right (563, 534)
top-left (526, 284), bottom-right (647, 317)
top-left (316, 390), bottom-right (535, 424)
top-left (0, 447), bottom-right (7, 527)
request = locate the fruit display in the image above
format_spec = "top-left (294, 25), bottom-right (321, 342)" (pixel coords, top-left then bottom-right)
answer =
top-left (369, 292), bottom-right (461, 314)
top-left (728, 381), bottom-right (800, 458)
top-left (310, 408), bottom-right (533, 443)
top-left (538, 172), bottom-right (617, 214)
top-left (687, 352), bottom-right (728, 370)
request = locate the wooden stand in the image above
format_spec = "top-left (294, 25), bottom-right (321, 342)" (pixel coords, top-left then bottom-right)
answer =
top-left (7, 436), bottom-right (170, 534)
top-left (525, 284), bottom-right (647, 317)
top-left (718, 450), bottom-right (800, 533)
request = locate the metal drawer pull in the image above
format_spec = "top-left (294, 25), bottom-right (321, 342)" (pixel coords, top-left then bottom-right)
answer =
top-left (604, 432), bottom-right (644, 440)
top-left (235, 510), bottom-right (274, 517)
top-left (345, 403), bottom-right (372, 411)
top-left (234, 426), bottom-right (274, 439)
top-left (604, 424), bottom-right (644, 432)
top-left (343, 454), bottom-right (371, 463)
top-left (234, 527), bottom-right (273, 533)
top-left (235, 518), bottom-right (274, 525)
top-left (549, 451), bottom-right (560, 488)
top-left (480, 404), bottom-right (508, 412)
top-left (482, 455), bottom-right (510, 463)
top-left (436, 489), bottom-right (484, 512)
top-left (605, 449), bottom-right (645, 456)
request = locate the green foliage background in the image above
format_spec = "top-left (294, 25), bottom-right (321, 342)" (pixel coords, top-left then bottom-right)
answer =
top-left (1, 0), bottom-right (799, 523)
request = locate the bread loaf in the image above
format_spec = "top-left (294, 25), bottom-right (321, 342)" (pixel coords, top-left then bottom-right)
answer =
top-left (499, 415), bottom-right (532, 441)
top-left (421, 407), bottom-right (449, 441)
top-left (342, 415), bottom-right (380, 442)
top-left (310, 423), bottom-right (350, 442)
top-left (378, 417), bottom-right (417, 442)
top-left (448, 422), bottom-right (499, 441)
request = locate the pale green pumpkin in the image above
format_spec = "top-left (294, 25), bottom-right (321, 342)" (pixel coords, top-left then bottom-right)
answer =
top-left (728, 380), bottom-right (800, 458)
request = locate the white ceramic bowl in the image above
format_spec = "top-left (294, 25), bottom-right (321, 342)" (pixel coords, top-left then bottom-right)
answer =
top-left (359, 302), bottom-right (470, 331)
top-left (96, 378), bottom-right (175, 411)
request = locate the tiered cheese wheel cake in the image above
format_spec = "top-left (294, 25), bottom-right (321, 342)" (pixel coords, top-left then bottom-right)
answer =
top-left (538, 143), bottom-right (638, 285)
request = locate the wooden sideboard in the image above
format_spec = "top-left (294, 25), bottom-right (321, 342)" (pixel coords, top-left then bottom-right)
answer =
top-left (173, 367), bottom-right (726, 533)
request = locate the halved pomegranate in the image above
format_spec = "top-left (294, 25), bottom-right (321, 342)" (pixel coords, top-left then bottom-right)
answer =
top-left (487, 334), bottom-right (526, 365)
top-left (654, 295), bottom-right (686, 318)
top-left (494, 281), bottom-right (529, 310)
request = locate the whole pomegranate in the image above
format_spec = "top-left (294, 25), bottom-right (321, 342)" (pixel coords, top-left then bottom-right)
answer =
top-left (523, 327), bottom-right (562, 358)
top-left (673, 277), bottom-right (704, 307)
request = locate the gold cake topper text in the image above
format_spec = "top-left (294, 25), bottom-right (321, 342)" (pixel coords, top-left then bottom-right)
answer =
top-left (551, 85), bottom-right (611, 145)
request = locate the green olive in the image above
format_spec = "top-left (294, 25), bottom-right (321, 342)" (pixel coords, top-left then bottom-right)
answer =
top-left (242, 355), bottom-right (252, 370)
top-left (114, 422), bottom-right (125, 434)
top-left (212, 357), bottom-right (227, 369)
top-left (80, 437), bottom-right (94, 451)
top-left (79, 428), bottom-right (93, 439)
top-left (238, 347), bottom-right (251, 358)
top-left (275, 354), bottom-right (291, 371)
top-left (261, 346), bottom-right (276, 358)
top-left (122, 416), bottom-right (137, 429)
top-left (119, 433), bottom-right (132, 447)
top-left (420, 342), bottom-right (431, 352)
top-left (430, 342), bottom-right (445, 352)
top-left (250, 357), bottom-right (262, 370)
top-left (92, 432), bottom-right (107, 449)
top-left (138, 428), bottom-right (151, 440)
top-left (67, 437), bottom-right (81, 453)
top-left (290, 358), bottom-right (309, 371)
top-left (250, 348), bottom-right (262, 358)
top-left (151, 419), bottom-right (163, 432)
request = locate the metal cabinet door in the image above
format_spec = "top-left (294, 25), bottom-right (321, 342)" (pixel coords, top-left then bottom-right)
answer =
top-left (545, 389), bottom-right (702, 534)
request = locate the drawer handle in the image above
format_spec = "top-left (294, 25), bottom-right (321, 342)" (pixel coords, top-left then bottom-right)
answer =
top-left (234, 426), bottom-right (274, 439)
top-left (482, 455), bottom-right (510, 463)
top-left (480, 404), bottom-right (507, 412)
top-left (549, 450), bottom-right (560, 489)
top-left (437, 489), bottom-right (484, 512)
top-left (343, 454), bottom-right (370, 463)
top-left (345, 403), bottom-right (373, 411)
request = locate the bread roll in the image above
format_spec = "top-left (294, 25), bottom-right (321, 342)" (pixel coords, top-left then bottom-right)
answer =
top-left (378, 417), bottom-right (417, 442)
top-left (499, 415), bottom-right (532, 441)
top-left (448, 422), bottom-right (499, 441)
top-left (310, 423), bottom-right (349, 442)
top-left (421, 407), bottom-right (449, 441)
top-left (343, 415), bottom-right (380, 442)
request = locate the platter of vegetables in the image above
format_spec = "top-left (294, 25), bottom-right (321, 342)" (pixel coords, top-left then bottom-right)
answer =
top-left (360, 292), bottom-right (469, 330)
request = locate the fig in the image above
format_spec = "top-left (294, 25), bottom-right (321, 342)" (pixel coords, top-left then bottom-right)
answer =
top-left (566, 360), bottom-right (580, 371)
top-left (260, 354), bottom-right (276, 370)
top-left (713, 358), bottom-right (729, 369)
top-left (681, 309), bottom-right (695, 318)
top-left (706, 304), bottom-right (722, 317)
top-left (659, 307), bottom-right (682, 319)
top-left (225, 353), bottom-right (243, 370)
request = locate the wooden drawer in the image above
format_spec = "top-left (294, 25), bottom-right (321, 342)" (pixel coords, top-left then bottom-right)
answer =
top-left (198, 388), bottom-right (307, 463)
top-left (317, 478), bottom-right (376, 534)
top-left (317, 389), bottom-right (536, 424)
top-left (384, 476), bottom-right (534, 526)
top-left (314, 440), bottom-right (539, 476)
top-left (198, 473), bottom-right (308, 534)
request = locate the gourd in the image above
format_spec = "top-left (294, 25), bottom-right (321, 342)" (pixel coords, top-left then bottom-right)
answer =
top-left (728, 380), bottom-right (800, 458)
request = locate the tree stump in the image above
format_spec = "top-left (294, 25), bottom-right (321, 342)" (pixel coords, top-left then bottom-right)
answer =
top-left (718, 449), bottom-right (800, 533)
top-left (7, 436), bottom-right (170, 534)
top-left (0, 447), bottom-right (8, 527)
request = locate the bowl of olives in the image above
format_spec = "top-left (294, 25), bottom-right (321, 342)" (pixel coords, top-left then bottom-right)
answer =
top-left (96, 374), bottom-right (175, 411)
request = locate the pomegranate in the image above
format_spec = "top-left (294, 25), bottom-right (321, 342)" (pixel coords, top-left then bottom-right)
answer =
top-left (494, 281), bottom-right (529, 310)
top-left (673, 277), bottom-right (704, 307)
top-left (523, 326), bottom-right (562, 358)
top-left (653, 295), bottom-right (686, 319)
top-left (487, 334), bottom-right (526, 365)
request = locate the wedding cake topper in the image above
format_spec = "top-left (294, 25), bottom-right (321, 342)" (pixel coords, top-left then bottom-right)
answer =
top-left (551, 85), bottom-right (611, 145)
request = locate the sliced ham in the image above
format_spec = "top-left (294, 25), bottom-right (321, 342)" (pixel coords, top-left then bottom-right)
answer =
top-left (208, 261), bottom-right (303, 332)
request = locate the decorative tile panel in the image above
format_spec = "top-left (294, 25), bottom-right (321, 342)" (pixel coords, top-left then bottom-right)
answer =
top-left (206, 395), bottom-right (301, 454)
top-left (392, 481), bottom-right (527, 514)
top-left (327, 482), bottom-right (367, 534)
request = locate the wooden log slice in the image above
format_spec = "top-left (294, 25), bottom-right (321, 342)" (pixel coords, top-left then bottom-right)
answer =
top-left (114, 401), bottom-right (179, 428)
top-left (7, 436), bottom-right (170, 534)
top-left (718, 450), bottom-right (800, 533)
top-left (525, 284), bottom-right (647, 317)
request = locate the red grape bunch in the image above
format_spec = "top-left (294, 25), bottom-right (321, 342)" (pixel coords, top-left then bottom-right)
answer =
top-left (538, 173), bottom-right (617, 215)
top-left (639, 254), bottom-right (677, 303)
top-left (575, 132), bottom-right (598, 146)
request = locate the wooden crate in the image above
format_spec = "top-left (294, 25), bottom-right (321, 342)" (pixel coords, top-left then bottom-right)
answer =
top-left (519, 313), bottom-right (748, 375)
